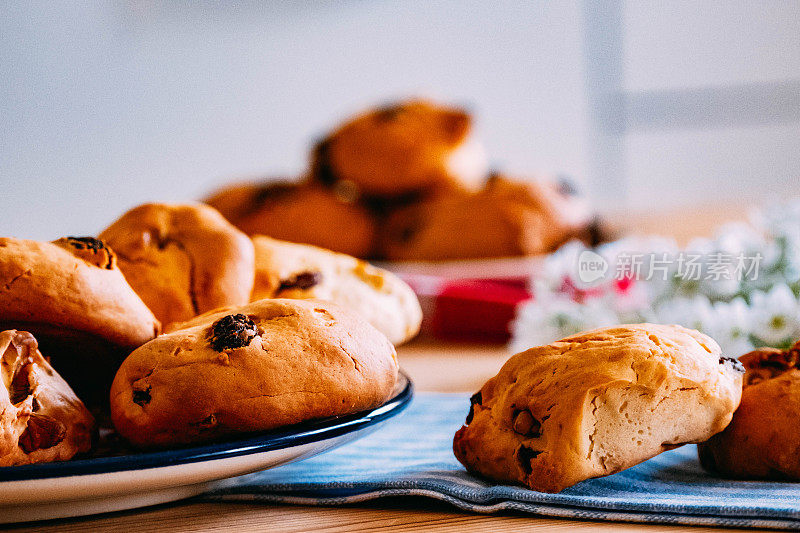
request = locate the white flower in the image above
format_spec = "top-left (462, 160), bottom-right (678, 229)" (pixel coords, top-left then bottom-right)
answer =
top-left (652, 295), bottom-right (716, 333)
top-left (706, 298), bottom-right (754, 357)
top-left (509, 297), bottom-right (618, 353)
top-left (713, 222), bottom-right (767, 256)
top-left (748, 284), bottom-right (800, 347)
top-left (753, 199), bottom-right (800, 245)
top-left (510, 199), bottom-right (800, 354)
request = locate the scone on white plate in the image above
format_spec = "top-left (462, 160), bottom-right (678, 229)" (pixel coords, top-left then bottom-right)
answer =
top-left (250, 236), bottom-right (422, 345)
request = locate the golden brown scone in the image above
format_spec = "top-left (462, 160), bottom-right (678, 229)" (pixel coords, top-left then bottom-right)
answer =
top-left (205, 181), bottom-right (377, 258)
top-left (698, 342), bottom-right (800, 480)
top-left (453, 324), bottom-right (743, 493)
top-left (251, 236), bottom-right (422, 345)
top-left (311, 99), bottom-right (488, 198)
top-left (99, 203), bottom-right (255, 328)
top-left (0, 237), bottom-right (160, 405)
top-left (111, 299), bottom-right (399, 448)
top-left (0, 330), bottom-right (94, 466)
top-left (381, 174), bottom-right (595, 261)
top-left (203, 181), bottom-right (273, 222)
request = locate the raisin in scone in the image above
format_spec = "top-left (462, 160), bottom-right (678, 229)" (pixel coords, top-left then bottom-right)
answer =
top-left (381, 174), bottom-right (595, 261)
top-left (99, 202), bottom-right (255, 328)
top-left (698, 341), bottom-right (800, 480)
top-left (311, 99), bottom-right (488, 198)
top-left (250, 236), bottom-right (421, 345)
top-left (111, 299), bottom-right (398, 447)
top-left (453, 324), bottom-right (743, 493)
top-left (205, 182), bottom-right (377, 258)
top-left (0, 330), bottom-right (94, 465)
top-left (0, 237), bottom-right (160, 405)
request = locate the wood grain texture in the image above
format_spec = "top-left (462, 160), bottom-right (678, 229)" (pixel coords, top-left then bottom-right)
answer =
top-left (8, 500), bottom-right (750, 533)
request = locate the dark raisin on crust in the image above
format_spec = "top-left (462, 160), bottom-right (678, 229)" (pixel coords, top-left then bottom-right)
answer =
top-left (250, 182), bottom-right (297, 212)
top-left (209, 314), bottom-right (258, 351)
top-left (65, 236), bottom-right (107, 252)
top-left (191, 413), bottom-right (217, 429)
top-left (512, 410), bottom-right (542, 437)
top-left (374, 104), bottom-right (403, 121)
top-left (18, 414), bottom-right (67, 453)
top-left (719, 356), bottom-right (746, 373)
top-left (132, 386), bottom-right (151, 407)
top-left (61, 236), bottom-right (115, 269)
top-left (9, 361), bottom-right (33, 405)
top-left (465, 391), bottom-right (482, 425)
top-left (516, 444), bottom-right (542, 476)
top-left (311, 138), bottom-right (337, 186)
top-left (278, 271), bottom-right (322, 292)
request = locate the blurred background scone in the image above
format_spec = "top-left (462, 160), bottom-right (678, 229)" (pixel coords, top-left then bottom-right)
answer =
top-left (202, 100), bottom-right (595, 262)
top-left (382, 174), bottom-right (595, 260)
top-left (311, 99), bottom-right (488, 198)
top-left (100, 203), bottom-right (256, 328)
top-left (206, 182), bottom-right (377, 258)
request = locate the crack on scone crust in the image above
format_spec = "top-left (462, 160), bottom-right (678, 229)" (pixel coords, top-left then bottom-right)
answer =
top-left (516, 444), bottom-right (542, 476)
top-left (209, 314), bottom-right (258, 351)
top-left (151, 237), bottom-right (201, 315)
top-left (18, 413), bottom-right (67, 453)
top-left (9, 360), bottom-right (34, 405)
top-left (3, 269), bottom-right (33, 291)
top-left (277, 271), bottom-right (322, 292)
top-left (132, 385), bottom-right (152, 407)
top-left (587, 394), bottom-right (601, 462)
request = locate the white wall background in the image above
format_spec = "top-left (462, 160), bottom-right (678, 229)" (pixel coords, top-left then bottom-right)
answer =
top-left (2, 1), bottom-right (799, 239)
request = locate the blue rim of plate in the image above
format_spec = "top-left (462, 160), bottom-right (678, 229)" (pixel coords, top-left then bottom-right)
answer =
top-left (0, 371), bottom-right (413, 482)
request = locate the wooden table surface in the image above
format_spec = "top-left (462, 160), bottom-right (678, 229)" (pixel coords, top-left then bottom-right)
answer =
top-left (9, 205), bottom-right (759, 532)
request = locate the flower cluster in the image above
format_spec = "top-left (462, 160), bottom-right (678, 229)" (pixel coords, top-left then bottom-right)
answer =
top-left (510, 200), bottom-right (800, 357)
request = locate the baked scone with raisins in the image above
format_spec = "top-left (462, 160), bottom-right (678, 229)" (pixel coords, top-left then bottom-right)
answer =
top-left (381, 174), bottom-right (595, 261)
top-left (99, 202), bottom-right (255, 328)
top-left (110, 299), bottom-right (398, 447)
top-left (204, 181), bottom-right (377, 258)
top-left (250, 236), bottom-right (421, 345)
top-left (698, 341), bottom-right (800, 480)
top-left (310, 99), bottom-right (488, 198)
top-left (0, 237), bottom-right (160, 405)
top-left (453, 324), bottom-right (743, 493)
top-left (1, 330), bottom-right (94, 465)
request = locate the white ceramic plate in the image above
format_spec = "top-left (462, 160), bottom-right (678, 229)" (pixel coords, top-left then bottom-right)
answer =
top-left (0, 372), bottom-right (413, 524)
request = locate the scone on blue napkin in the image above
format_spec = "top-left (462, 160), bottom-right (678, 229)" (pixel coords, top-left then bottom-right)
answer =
top-left (203, 393), bottom-right (800, 530)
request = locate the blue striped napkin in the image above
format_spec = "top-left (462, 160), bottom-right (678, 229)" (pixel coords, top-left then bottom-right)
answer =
top-left (203, 393), bottom-right (800, 529)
